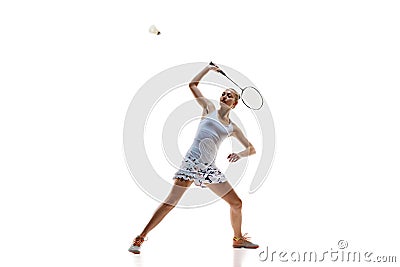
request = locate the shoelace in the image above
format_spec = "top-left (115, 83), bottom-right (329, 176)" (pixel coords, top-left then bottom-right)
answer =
top-left (133, 236), bottom-right (147, 246)
top-left (233, 233), bottom-right (252, 242)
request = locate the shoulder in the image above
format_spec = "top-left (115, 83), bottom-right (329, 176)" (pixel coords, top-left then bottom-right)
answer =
top-left (231, 121), bottom-right (239, 130)
top-left (201, 101), bottom-right (216, 117)
top-left (231, 122), bottom-right (243, 136)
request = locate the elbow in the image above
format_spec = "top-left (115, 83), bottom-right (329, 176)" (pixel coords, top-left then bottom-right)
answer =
top-left (189, 82), bottom-right (197, 89)
top-left (250, 146), bottom-right (256, 155)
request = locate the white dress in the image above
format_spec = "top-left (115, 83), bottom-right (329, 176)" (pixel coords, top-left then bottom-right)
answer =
top-left (174, 110), bottom-right (233, 187)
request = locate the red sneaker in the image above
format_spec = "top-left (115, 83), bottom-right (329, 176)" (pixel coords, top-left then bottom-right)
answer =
top-left (128, 235), bottom-right (146, 254)
top-left (232, 233), bottom-right (259, 249)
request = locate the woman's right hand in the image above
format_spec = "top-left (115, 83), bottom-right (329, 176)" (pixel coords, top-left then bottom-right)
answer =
top-left (207, 64), bottom-right (221, 73)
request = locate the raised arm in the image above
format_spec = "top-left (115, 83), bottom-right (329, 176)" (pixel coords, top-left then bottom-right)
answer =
top-left (189, 64), bottom-right (219, 115)
top-left (228, 123), bottom-right (256, 162)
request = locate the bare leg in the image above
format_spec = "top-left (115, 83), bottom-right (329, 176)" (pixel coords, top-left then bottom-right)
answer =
top-left (139, 178), bottom-right (193, 237)
top-left (207, 182), bottom-right (242, 237)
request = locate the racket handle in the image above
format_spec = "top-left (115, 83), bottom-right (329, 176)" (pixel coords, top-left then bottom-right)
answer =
top-left (209, 61), bottom-right (226, 76)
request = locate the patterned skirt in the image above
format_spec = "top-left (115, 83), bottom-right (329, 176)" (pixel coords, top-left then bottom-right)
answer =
top-left (173, 155), bottom-right (227, 188)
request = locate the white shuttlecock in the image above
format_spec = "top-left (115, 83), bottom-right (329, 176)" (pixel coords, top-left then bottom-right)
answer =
top-left (149, 25), bottom-right (160, 35)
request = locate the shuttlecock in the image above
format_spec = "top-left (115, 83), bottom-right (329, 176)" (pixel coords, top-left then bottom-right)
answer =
top-left (149, 25), bottom-right (160, 35)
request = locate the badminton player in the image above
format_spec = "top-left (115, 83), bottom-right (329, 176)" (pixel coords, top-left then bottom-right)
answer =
top-left (129, 63), bottom-right (259, 254)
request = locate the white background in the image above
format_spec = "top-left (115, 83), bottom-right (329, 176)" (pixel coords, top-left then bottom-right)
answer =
top-left (1, 1), bottom-right (399, 266)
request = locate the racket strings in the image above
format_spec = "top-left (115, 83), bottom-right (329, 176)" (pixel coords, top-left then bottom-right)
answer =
top-left (241, 86), bottom-right (263, 110)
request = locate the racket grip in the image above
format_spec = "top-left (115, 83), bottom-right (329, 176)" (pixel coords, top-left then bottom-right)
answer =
top-left (209, 61), bottom-right (226, 75)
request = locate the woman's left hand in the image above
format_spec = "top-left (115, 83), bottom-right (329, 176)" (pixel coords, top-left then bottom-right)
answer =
top-left (227, 153), bottom-right (241, 162)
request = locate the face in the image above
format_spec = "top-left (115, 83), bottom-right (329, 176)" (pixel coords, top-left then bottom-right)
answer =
top-left (220, 89), bottom-right (238, 109)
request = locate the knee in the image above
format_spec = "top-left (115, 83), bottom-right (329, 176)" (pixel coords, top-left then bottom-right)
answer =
top-left (162, 202), bottom-right (177, 211)
top-left (230, 198), bottom-right (242, 210)
top-left (163, 192), bottom-right (183, 208)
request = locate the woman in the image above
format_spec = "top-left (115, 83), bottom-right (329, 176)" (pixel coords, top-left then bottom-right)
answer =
top-left (129, 63), bottom-right (258, 254)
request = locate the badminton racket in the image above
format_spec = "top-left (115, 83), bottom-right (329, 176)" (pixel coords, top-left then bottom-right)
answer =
top-left (210, 61), bottom-right (264, 110)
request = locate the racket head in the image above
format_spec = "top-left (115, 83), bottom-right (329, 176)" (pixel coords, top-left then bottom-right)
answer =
top-left (241, 86), bottom-right (264, 110)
